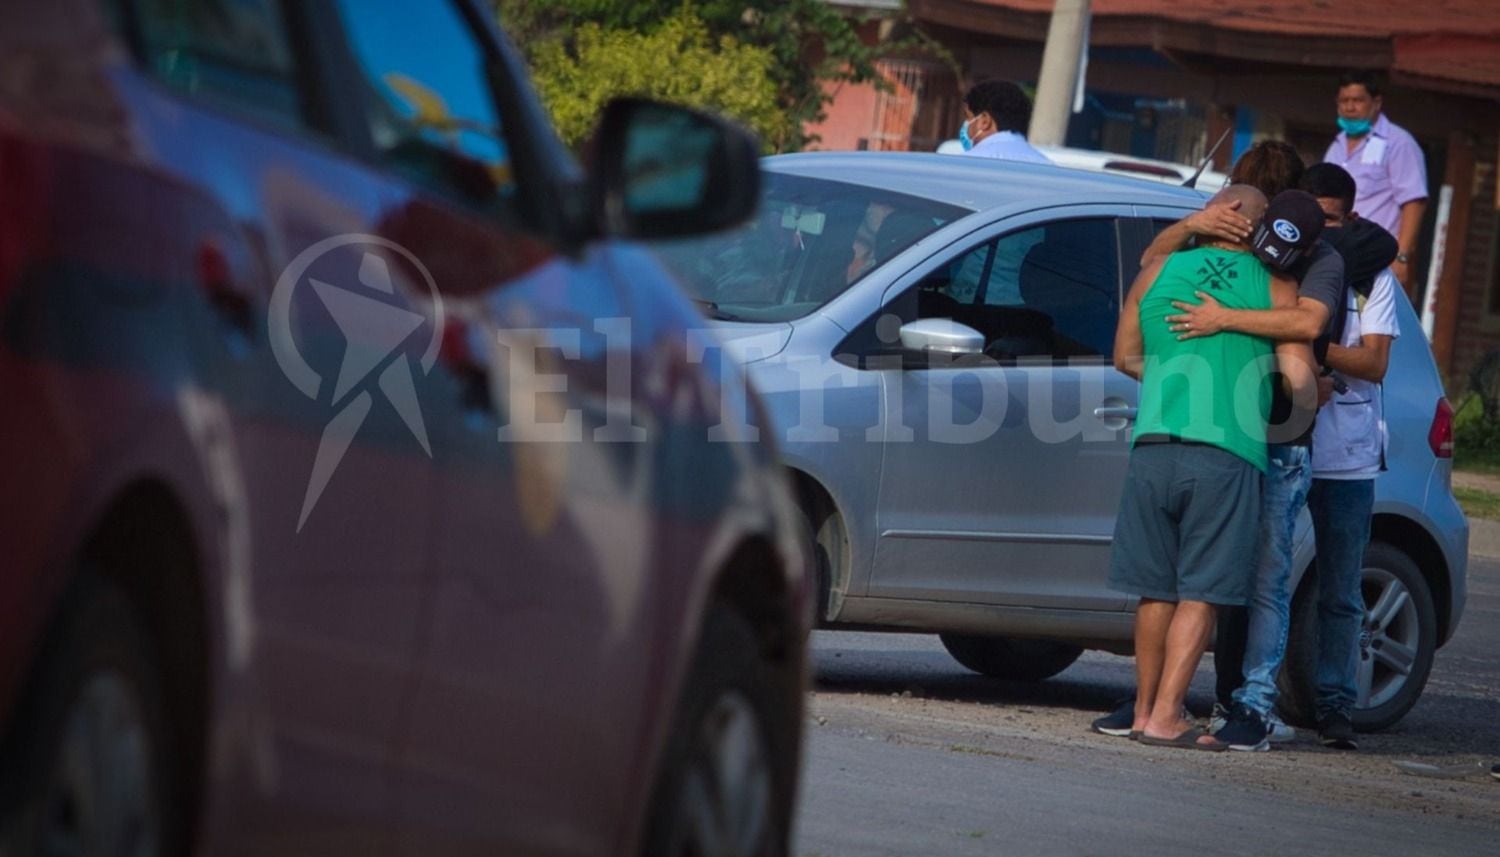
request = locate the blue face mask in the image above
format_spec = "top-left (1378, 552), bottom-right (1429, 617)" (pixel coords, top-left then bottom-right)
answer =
top-left (1338, 116), bottom-right (1373, 138)
top-left (959, 119), bottom-right (974, 151)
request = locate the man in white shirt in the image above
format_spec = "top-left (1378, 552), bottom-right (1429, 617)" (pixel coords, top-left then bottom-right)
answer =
top-left (1304, 163), bottom-right (1400, 750)
top-left (958, 80), bottom-right (1053, 165)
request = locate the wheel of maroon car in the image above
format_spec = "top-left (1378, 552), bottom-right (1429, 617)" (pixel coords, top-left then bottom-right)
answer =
top-left (0, 576), bottom-right (174, 857)
top-left (640, 603), bottom-right (797, 857)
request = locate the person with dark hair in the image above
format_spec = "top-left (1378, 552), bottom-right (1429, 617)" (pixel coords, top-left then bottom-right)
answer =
top-left (957, 80), bottom-right (1051, 164)
top-left (1323, 70), bottom-right (1429, 290)
top-left (1302, 162), bottom-right (1357, 221)
top-left (1229, 140), bottom-right (1305, 198)
top-left (1301, 162), bottom-right (1401, 749)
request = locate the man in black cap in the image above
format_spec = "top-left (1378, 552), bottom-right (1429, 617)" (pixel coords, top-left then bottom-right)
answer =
top-left (1195, 189), bottom-right (1342, 751)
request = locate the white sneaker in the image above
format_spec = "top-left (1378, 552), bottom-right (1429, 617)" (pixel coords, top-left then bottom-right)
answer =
top-left (1266, 711), bottom-right (1296, 743)
top-left (1206, 699), bottom-right (1230, 735)
top-left (1208, 702), bottom-right (1230, 735)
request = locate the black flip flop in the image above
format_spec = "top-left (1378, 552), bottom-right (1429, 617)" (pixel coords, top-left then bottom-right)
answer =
top-left (1138, 727), bottom-right (1226, 752)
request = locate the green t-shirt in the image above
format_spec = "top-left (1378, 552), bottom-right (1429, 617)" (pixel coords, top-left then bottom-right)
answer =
top-left (1134, 247), bottom-right (1275, 472)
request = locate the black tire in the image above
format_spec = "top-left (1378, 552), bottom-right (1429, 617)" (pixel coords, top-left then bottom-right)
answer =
top-left (939, 634), bottom-right (1083, 681)
top-left (798, 506), bottom-right (833, 628)
top-left (0, 575), bottom-right (176, 857)
top-left (640, 603), bottom-right (801, 857)
top-left (1278, 541), bottom-right (1437, 733)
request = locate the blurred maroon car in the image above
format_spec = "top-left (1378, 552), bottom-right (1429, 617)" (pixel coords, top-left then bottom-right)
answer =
top-left (0, 2), bottom-right (809, 856)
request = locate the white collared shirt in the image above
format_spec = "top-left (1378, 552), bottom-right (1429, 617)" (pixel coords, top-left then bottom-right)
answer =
top-left (1312, 269), bottom-right (1401, 479)
top-left (966, 131), bottom-right (1054, 165)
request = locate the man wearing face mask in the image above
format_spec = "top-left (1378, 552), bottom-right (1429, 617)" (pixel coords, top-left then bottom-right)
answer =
top-left (1322, 70), bottom-right (1428, 291)
top-left (958, 80), bottom-right (1053, 165)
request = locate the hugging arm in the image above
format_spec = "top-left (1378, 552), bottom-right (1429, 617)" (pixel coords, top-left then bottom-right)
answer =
top-left (1113, 258), bottom-right (1165, 381)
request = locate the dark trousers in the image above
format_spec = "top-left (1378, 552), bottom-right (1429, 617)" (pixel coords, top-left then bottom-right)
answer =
top-left (1214, 605), bottom-right (1248, 709)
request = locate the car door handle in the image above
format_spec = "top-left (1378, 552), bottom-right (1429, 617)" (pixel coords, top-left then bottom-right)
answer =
top-left (438, 318), bottom-right (493, 413)
top-left (1093, 406), bottom-right (1137, 421)
top-left (197, 241), bottom-right (254, 333)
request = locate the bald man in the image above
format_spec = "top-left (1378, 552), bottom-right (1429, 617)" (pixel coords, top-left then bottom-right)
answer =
top-left (1105, 185), bottom-right (1318, 750)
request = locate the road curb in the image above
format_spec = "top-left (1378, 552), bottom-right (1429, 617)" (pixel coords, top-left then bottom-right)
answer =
top-left (1470, 518), bottom-right (1500, 559)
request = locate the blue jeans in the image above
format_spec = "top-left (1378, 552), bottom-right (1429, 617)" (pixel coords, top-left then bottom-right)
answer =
top-left (1232, 444), bottom-right (1312, 716)
top-left (1306, 478), bottom-right (1375, 719)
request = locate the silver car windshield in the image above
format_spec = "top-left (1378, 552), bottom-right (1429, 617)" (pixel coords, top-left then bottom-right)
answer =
top-left (651, 173), bottom-right (969, 322)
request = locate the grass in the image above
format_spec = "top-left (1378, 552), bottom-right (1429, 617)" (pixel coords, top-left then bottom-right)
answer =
top-left (1454, 486), bottom-right (1500, 521)
top-left (1452, 394), bottom-right (1500, 472)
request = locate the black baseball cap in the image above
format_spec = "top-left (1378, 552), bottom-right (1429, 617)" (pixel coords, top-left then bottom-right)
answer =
top-left (1251, 190), bottom-right (1325, 270)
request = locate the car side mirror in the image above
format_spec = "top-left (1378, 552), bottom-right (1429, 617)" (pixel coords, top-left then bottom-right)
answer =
top-left (898, 319), bottom-right (984, 356)
top-left (587, 98), bottom-right (761, 240)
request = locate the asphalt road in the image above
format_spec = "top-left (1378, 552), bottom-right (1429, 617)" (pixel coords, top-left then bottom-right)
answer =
top-left (794, 556), bottom-right (1500, 857)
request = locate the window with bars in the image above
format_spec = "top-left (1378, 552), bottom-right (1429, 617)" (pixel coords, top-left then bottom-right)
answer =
top-left (865, 59), bottom-right (959, 152)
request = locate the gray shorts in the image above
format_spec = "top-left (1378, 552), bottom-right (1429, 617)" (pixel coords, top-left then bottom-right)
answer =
top-left (1107, 442), bottom-right (1262, 606)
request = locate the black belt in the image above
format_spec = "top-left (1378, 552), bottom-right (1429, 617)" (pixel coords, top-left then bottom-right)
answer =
top-left (1135, 433), bottom-right (1213, 447)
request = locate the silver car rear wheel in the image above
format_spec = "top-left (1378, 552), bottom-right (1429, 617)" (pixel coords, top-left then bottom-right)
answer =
top-left (1279, 541), bottom-right (1436, 732)
top-left (1358, 566), bottom-right (1423, 711)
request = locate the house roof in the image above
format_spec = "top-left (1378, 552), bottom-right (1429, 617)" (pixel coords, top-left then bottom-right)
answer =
top-left (911, 0), bottom-right (1500, 98)
top-left (1394, 33), bottom-right (1500, 95)
top-left (938, 0), bottom-right (1499, 39)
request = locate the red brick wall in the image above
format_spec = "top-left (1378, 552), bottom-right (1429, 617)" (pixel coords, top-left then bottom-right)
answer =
top-left (805, 77), bottom-right (883, 151)
top-left (1448, 131), bottom-right (1499, 392)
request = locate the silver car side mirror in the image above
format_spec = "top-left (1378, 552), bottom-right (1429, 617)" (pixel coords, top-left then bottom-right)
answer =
top-left (898, 319), bottom-right (984, 356)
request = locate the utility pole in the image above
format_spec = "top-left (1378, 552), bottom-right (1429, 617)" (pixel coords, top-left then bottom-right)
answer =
top-left (1029, 0), bottom-right (1091, 147)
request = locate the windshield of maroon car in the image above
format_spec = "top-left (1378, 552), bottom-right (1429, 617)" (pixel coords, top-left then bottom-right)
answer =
top-left (650, 173), bottom-right (969, 322)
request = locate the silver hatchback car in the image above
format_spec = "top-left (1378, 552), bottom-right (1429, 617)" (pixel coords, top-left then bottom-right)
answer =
top-left (654, 152), bottom-right (1468, 731)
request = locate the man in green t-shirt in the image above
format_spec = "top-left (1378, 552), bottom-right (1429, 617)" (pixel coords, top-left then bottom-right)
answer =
top-left (1107, 185), bottom-right (1320, 750)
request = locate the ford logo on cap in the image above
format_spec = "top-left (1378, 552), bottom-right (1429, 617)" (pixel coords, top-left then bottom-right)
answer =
top-left (1273, 219), bottom-right (1301, 243)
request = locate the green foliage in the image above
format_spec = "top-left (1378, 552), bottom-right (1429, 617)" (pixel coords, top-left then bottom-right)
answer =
top-left (524, 8), bottom-right (783, 149)
top-left (495, 0), bottom-right (946, 152)
top-left (1454, 394), bottom-right (1500, 471)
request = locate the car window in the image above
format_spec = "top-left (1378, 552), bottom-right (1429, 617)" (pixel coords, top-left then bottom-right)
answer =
top-left (651, 172), bottom-right (968, 322)
top-left (908, 218), bottom-right (1122, 361)
top-left (332, 0), bottom-right (515, 205)
top-left (133, 0), bottom-right (304, 128)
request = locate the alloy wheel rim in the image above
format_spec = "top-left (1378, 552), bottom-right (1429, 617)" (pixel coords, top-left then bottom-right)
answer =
top-left (674, 690), bottom-right (772, 857)
top-left (43, 672), bottom-right (159, 857)
top-left (1358, 567), bottom-right (1421, 711)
